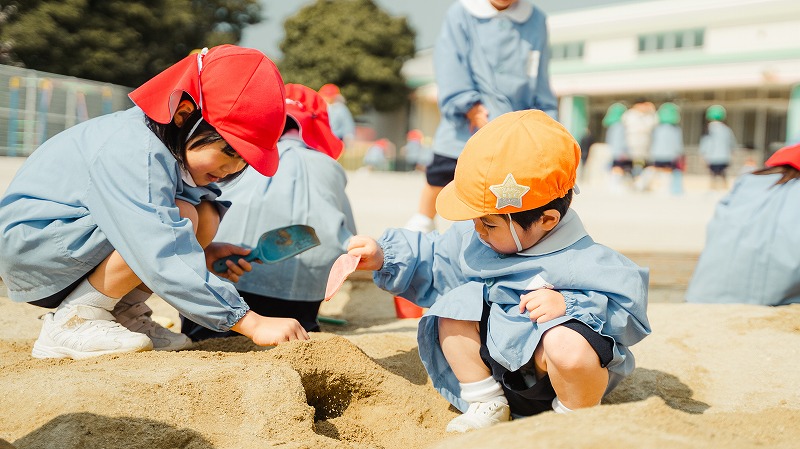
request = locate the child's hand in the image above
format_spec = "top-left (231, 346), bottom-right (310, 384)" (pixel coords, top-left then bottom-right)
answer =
top-left (347, 235), bottom-right (384, 271)
top-left (231, 311), bottom-right (309, 345)
top-left (466, 103), bottom-right (489, 132)
top-left (519, 289), bottom-right (567, 323)
top-left (205, 242), bottom-right (253, 282)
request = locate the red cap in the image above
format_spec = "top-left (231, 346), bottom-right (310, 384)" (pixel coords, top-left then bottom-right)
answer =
top-left (407, 129), bottom-right (423, 141)
top-left (129, 45), bottom-right (286, 176)
top-left (765, 142), bottom-right (800, 171)
top-left (284, 84), bottom-right (344, 160)
top-left (318, 83), bottom-right (341, 100)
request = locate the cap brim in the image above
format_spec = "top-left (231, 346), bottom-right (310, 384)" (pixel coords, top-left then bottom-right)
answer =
top-left (436, 181), bottom-right (486, 221)
top-left (219, 129), bottom-right (279, 177)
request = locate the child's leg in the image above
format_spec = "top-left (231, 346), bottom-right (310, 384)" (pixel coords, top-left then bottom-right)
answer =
top-left (532, 325), bottom-right (609, 411)
top-left (439, 318), bottom-right (510, 432)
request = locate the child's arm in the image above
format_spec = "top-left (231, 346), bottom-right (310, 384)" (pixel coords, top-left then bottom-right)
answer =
top-left (348, 235), bottom-right (384, 271)
top-left (519, 288), bottom-right (567, 323)
top-left (231, 310), bottom-right (308, 345)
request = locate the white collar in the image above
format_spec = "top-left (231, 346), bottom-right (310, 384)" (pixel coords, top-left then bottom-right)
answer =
top-left (180, 167), bottom-right (197, 187)
top-left (516, 209), bottom-right (588, 256)
top-left (459, 0), bottom-right (533, 23)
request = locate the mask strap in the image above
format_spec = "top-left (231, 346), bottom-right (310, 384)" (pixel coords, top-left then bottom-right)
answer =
top-left (507, 214), bottom-right (523, 252)
top-left (196, 47), bottom-right (209, 110)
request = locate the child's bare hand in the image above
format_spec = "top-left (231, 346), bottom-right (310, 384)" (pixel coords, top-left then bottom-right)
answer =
top-left (519, 289), bottom-right (567, 323)
top-left (205, 242), bottom-right (253, 282)
top-left (232, 311), bottom-right (309, 345)
top-left (347, 235), bottom-right (384, 271)
top-left (466, 103), bottom-right (489, 132)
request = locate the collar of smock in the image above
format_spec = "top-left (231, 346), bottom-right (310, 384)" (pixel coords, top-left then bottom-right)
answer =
top-left (459, 0), bottom-right (533, 22)
top-left (180, 167), bottom-right (197, 187)
top-left (517, 208), bottom-right (588, 256)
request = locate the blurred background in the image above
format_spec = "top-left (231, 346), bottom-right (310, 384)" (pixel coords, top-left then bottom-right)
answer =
top-left (0, 0), bottom-right (798, 172)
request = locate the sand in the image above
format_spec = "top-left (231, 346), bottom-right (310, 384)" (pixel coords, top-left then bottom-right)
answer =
top-left (1, 277), bottom-right (799, 449)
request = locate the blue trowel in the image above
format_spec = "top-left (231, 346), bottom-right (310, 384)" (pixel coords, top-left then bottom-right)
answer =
top-left (212, 224), bottom-right (320, 273)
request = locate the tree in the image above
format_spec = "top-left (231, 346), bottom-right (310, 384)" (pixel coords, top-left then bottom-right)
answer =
top-left (0, 0), bottom-right (262, 87)
top-left (279, 0), bottom-right (416, 115)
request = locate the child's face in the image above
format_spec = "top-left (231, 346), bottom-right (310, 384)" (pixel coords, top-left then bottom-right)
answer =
top-left (489, 0), bottom-right (518, 10)
top-left (472, 214), bottom-right (549, 255)
top-left (184, 140), bottom-right (246, 186)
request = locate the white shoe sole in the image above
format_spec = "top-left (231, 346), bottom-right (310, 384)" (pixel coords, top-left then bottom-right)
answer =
top-left (31, 340), bottom-right (154, 360)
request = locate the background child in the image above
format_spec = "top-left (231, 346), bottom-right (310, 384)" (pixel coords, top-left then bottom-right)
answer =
top-left (642, 102), bottom-right (684, 194)
top-left (0, 45), bottom-right (309, 360)
top-left (603, 102), bottom-right (631, 192)
top-left (318, 83), bottom-right (356, 145)
top-left (686, 142), bottom-right (800, 305)
top-left (182, 83), bottom-right (357, 340)
top-left (404, 0), bottom-right (558, 233)
top-left (699, 104), bottom-right (737, 190)
top-left (349, 110), bottom-right (650, 432)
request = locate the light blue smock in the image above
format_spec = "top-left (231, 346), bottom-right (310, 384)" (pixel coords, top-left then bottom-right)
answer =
top-left (373, 209), bottom-right (650, 412)
top-left (0, 107), bottom-right (250, 331)
top-left (432, 0), bottom-right (558, 159)
top-left (214, 133), bottom-right (357, 301)
top-left (686, 173), bottom-right (800, 305)
top-left (326, 102), bottom-right (356, 142)
top-left (699, 121), bottom-right (736, 165)
top-left (605, 122), bottom-right (629, 161)
top-left (649, 123), bottom-right (684, 164)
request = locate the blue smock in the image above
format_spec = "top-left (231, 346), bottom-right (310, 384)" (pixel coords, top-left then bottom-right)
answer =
top-left (0, 107), bottom-right (248, 331)
top-left (433, 0), bottom-right (558, 159)
top-left (373, 209), bottom-right (650, 412)
top-left (214, 133), bottom-right (357, 301)
top-left (326, 102), bottom-right (356, 142)
top-left (686, 173), bottom-right (800, 305)
top-left (605, 122), bottom-right (629, 161)
top-left (699, 121), bottom-right (736, 165)
top-left (650, 123), bottom-right (684, 164)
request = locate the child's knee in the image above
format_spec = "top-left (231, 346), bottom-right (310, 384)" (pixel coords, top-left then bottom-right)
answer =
top-left (541, 326), bottom-right (600, 371)
top-left (176, 199), bottom-right (199, 231)
top-left (194, 201), bottom-right (221, 247)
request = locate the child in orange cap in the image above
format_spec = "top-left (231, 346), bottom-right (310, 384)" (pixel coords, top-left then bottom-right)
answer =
top-left (182, 83), bottom-right (357, 339)
top-left (348, 110), bottom-right (650, 431)
top-left (0, 45), bottom-right (309, 360)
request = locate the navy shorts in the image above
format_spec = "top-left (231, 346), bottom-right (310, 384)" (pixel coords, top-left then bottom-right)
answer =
top-left (709, 163), bottom-right (729, 175)
top-left (425, 154), bottom-right (458, 187)
top-left (478, 301), bottom-right (613, 416)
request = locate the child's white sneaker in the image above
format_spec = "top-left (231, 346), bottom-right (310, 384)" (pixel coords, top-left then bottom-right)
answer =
top-left (445, 400), bottom-right (511, 433)
top-left (32, 305), bottom-right (153, 360)
top-left (112, 299), bottom-right (192, 351)
top-left (404, 213), bottom-right (435, 233)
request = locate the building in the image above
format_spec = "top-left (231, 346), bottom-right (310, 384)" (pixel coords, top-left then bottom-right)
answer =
top-left (403, 0), bottom-right (800, 172)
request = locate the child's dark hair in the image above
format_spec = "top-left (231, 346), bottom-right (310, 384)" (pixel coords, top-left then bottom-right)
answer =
top-left (144, 93), bottom-right (246, 183)
top-left (507, 189), bottom-right (574, 230)
top-left (283, 116), bottom-right (300, 134)
top-left (752, 165), bottom-right (800, 186)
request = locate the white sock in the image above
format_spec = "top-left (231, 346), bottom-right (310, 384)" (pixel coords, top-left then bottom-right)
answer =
top-left (551, 397), bottom-right (573, 414)
top-left (57, 278), bottom-right (119, 313)
top-left (459, 376), bottom-right (508, 405)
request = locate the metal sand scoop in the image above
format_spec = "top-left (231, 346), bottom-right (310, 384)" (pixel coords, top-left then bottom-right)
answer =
top-left (212, 224), bottom-right (320, 273)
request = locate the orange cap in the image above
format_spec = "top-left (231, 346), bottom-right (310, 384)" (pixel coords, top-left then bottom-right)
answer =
top-left (436, 110), bottom-right (579, 221)
top-left (318, 83), bottom-right (341, 100)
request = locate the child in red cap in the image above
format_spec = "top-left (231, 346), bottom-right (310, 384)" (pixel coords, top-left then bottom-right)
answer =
top-left (687, 142), bottom-right (800, 305)
top-left (348, 110), bottom-right (650, 431)
top-left (182, 83), bottom-right (357, 340)
top-left (0, 45), bottom-right (309, 360)
top-left (318, 83), bottom-right (356, 144)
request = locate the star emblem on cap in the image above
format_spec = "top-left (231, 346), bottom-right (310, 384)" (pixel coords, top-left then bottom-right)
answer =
top-left (489, 173), bottom-right (530, 209)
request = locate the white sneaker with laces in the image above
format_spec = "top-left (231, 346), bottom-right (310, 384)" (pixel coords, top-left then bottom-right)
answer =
top-left (404, 213), bottom-right (435, 233)
top-left (32, 305), bottom-right (153, 360)
top-left (112, 298), bottom-right (192, 351)
top-left (446, 400), bottom-right (511, 433)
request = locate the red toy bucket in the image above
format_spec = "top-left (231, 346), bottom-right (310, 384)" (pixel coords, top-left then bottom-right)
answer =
top-left (394, 296), bottom-right (424, 319)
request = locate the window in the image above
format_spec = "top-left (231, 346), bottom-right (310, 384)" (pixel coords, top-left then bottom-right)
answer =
top-left (638, 29), bottom-right (704, 53)
top-left (550, 42), bottom-right (584, 61)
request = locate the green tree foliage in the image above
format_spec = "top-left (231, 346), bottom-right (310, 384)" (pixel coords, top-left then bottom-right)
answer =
top-left (0, 0), bottom-right (261, 87)
top-left (279, 0), bottom-right (416, 115)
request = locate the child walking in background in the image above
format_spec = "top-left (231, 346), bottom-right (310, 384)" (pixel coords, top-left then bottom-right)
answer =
top-left (686, 142), bottom-right (800, 306)
top-left (603, 103), bottom-right (631, 192)
top-left (0, 45), bottom-right (309, 360)
top-left (349, 110), bottom-right (650, 432)
top-left (700, 104), bottom-right (737, 190)
top-left (183, 84), bottom-right (357, 340)
top-left (404, 0), bottom-right (559, 233)
top-left (642, 102), bottom-right (684, 194)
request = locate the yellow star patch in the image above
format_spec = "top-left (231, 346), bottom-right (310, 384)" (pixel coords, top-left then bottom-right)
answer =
top-left (489, 173), bottom-right (530, 209)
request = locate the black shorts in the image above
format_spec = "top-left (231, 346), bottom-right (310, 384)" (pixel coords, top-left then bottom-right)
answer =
top-left (181, 291), bottom-right (323, 341)
top-left (28, 275), bottom-right (88, 309)
top-left (478, 301), bottom-right (614, 416)
top-left (425, 154), bottom-right (458, 187)
top-left (709, 163), bottom-right (729, 175)
top-left (611, 159), bottom-right (633, 171)
top-left (653, 160), bottom-right (676, 169)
